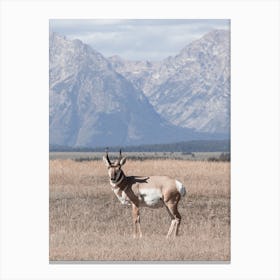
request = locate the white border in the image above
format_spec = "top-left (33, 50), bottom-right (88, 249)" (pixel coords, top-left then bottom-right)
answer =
top-left (1, 0), bottom-right (279, 279)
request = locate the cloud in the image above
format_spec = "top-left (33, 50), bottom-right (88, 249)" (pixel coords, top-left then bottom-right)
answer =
top-left (49, 19), bottom-right (230, 60)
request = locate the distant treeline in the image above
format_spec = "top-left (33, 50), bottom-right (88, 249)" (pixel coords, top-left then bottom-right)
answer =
top-left (50, 139), bottom-right (230, 153)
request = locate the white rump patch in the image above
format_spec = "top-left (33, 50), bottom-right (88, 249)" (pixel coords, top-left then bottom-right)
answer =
top-left (175, 180), bottom-right (186, 196)
top-left (139, 188), bottom-right (163, 207)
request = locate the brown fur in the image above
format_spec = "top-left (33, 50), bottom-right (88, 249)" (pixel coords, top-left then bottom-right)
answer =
top-left (103, 152), bottom-right (186, 238)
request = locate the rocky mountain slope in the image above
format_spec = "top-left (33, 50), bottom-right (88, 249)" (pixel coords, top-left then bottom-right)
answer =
top-left (109, 29), bottom-right (230, 135)
top-left (49, 33), bottom-right (210, 147)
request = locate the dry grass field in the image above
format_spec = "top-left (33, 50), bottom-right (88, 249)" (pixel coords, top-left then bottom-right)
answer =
top-left (49, 158), bottom-right (230, 261)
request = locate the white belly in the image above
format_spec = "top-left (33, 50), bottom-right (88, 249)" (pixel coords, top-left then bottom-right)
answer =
top-left (138, 188), bottom-right (163, 207)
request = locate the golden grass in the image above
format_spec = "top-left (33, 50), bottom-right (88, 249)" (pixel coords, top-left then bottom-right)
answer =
top-left (49, 159), bottom-right (230, 261)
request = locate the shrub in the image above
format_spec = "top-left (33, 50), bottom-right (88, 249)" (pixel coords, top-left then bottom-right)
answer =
top-left (208, 153), bottom-right (230, 162)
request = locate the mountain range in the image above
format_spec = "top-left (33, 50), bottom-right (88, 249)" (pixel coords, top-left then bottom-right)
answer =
top-left (49, 30), bottom-right (230, 148)
top-left (109, 29), bottom-right (230, 134)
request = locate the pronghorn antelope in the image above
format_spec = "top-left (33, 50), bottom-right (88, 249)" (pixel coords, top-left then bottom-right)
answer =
top-left (103, 150), bottom-right (186, 238)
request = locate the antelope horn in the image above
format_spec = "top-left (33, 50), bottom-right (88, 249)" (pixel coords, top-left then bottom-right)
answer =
top-left (116, 149), bottom-right (122, 165)
top-left (105, 147), bottom-right (111, 165)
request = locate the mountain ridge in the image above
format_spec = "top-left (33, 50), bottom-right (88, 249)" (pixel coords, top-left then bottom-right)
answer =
top-left (49, 32), bottom-right (222, 147)
top-left (109, 29), bottom-right (230, 135)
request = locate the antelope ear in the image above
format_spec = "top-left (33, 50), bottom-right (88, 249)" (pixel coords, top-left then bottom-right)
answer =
top-left (103, 156), bottom-right (111, 167)
top-left (119, 157), bottom-right (126, 166)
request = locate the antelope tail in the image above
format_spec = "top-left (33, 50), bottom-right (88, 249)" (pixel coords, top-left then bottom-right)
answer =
top-left (175, 180), bottom-right (186, 197)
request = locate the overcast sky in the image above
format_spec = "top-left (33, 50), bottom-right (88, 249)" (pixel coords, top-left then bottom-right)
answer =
top-left (49, 19), bottom-right (230, 61)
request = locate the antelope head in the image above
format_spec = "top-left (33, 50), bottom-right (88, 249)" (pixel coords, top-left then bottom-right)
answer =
top-left (103, 149), bottom-right (126, 184)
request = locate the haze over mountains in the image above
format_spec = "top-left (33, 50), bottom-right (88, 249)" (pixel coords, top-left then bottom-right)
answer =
top-left (110, 30), bottom-right (230, 134)
top-left (49, 30), bottom-right (230, 148)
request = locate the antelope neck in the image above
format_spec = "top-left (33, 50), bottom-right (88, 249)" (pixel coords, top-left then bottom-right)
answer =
top-left (110, 170), bottom-right (126, 188)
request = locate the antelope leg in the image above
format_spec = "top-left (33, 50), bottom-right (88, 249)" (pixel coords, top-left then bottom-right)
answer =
top-left (132, 204), bottom-right (142, 238)
top-left (173, 219), bottom-right (180, 237)
top-left (137, 217), bottom-right (142, 238)
top-left (166, 219), bottom-right (176, 238)
top-left (164, 196), bottom-right (182, 238)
